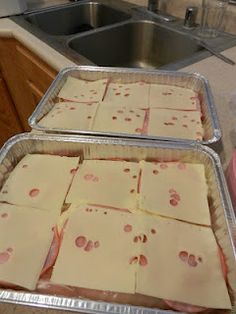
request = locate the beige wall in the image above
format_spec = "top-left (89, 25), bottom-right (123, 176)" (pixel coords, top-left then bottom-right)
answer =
top-left (125, 0), bottom-right (236, 34)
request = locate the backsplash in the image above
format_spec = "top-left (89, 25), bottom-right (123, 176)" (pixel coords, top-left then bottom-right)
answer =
top-left (125, 0), bottom-right (147, 5)
top-left (27, 0), bottom-right (147, 3)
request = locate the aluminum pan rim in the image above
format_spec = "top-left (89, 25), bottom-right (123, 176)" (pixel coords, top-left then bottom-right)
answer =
top-left (28, 66), bottom-right (221, 146)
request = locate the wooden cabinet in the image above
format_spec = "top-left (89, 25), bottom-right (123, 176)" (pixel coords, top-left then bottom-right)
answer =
top-left (0, 70), bottom-right (23, 147)
top-left (0, 38), bottom-right (57, 132)
top-left (25, 79), bottom-right (45, 108)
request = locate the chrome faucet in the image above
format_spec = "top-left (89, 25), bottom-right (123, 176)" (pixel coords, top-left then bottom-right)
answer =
top-left (147, 0), bottom-right (176, 22)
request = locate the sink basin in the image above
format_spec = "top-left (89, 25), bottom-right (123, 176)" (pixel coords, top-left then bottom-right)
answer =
top-left (25, 2), bottom-right (131, 36)
top-left (68, 21), bottom-right (204, 68)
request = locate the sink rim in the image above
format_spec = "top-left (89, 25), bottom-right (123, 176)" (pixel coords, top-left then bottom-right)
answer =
top-left (25, 0), bottom-right (121, 15)
top-left (25, 0), bottom-right (128, 17)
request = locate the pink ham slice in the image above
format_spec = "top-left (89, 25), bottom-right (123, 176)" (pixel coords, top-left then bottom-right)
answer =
top-left (0, 281), bottom-right (22, 290)
top-left (36, 281), bottom-right (166, 309)
top-left (40, 226), bottom-right (61, 277)
top-left (164, 300), bottom-right (207, 313)
top-left (142, 109), bottom-right (150, 135)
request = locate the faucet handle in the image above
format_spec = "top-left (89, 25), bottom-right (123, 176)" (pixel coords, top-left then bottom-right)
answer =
top-left (148, 0), bottom-right (158, 12)
top-left (184, 6), bottom-right (198, 28)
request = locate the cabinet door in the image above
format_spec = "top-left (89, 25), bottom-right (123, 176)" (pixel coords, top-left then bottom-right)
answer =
top-left (0, 72), bottom-right (23, 147)
top-left (15, 42), bottom-right (57, 94)
top-left (0, 38), bottom-right (57, 131)
top-left (0, 38), bottom-right (31, 131)
top-left (25, 79), bottom-right (44, 108)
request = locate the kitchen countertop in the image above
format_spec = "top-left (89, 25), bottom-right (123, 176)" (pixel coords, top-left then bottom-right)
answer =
top-left (0, 18), bottom-right (75, 72)
top-left (0, 15), bottom-right (236, 314)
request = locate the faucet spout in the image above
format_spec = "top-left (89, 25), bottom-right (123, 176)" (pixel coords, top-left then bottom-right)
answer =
top-left (148, 0), bottom-right (158, 12)
top-left (147, 0), bottom-right (176, 22)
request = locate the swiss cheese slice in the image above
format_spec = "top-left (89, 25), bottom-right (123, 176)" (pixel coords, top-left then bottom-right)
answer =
top-left (136, 215), bottom-right (231, 309)
top-left (139, 161), bottom-right (211, 225)
top-left (92, 104), bottom-right (146, 135)
top-left (0, 203), bottom-right (55, 290)
top-left (66, 160), bottom-right (139, 210)
top-left (149, 84), bottom-right (199, 110)
top-left (147, 109), bottom-right (203, 140)
top-left (38, 102), bottom-right (98, 130)
top-left (58, 76), bottom-right (108, 102)
top-left (51, 204), bottom-right (139, 293)
top-left (104, 82), bottom-right (150, 108)
top-left (0, 154), bottom-right (80, 213)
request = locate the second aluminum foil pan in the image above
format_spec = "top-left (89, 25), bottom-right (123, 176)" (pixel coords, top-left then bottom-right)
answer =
top-left (28, 66), bottom-right (222, 150)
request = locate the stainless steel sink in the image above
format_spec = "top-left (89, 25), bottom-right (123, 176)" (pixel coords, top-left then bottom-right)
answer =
top-left (12, 0), bottom-right (236, 70)
top-left (68, 20), bottom-right (203, 69)
top-left (25, 2), bottom-right (131, 36)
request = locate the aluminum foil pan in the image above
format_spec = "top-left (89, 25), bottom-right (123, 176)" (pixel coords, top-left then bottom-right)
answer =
top-left (0, 133), bottom-right (235, 314)
top-left (28, 66), bottom-right (221, 150)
